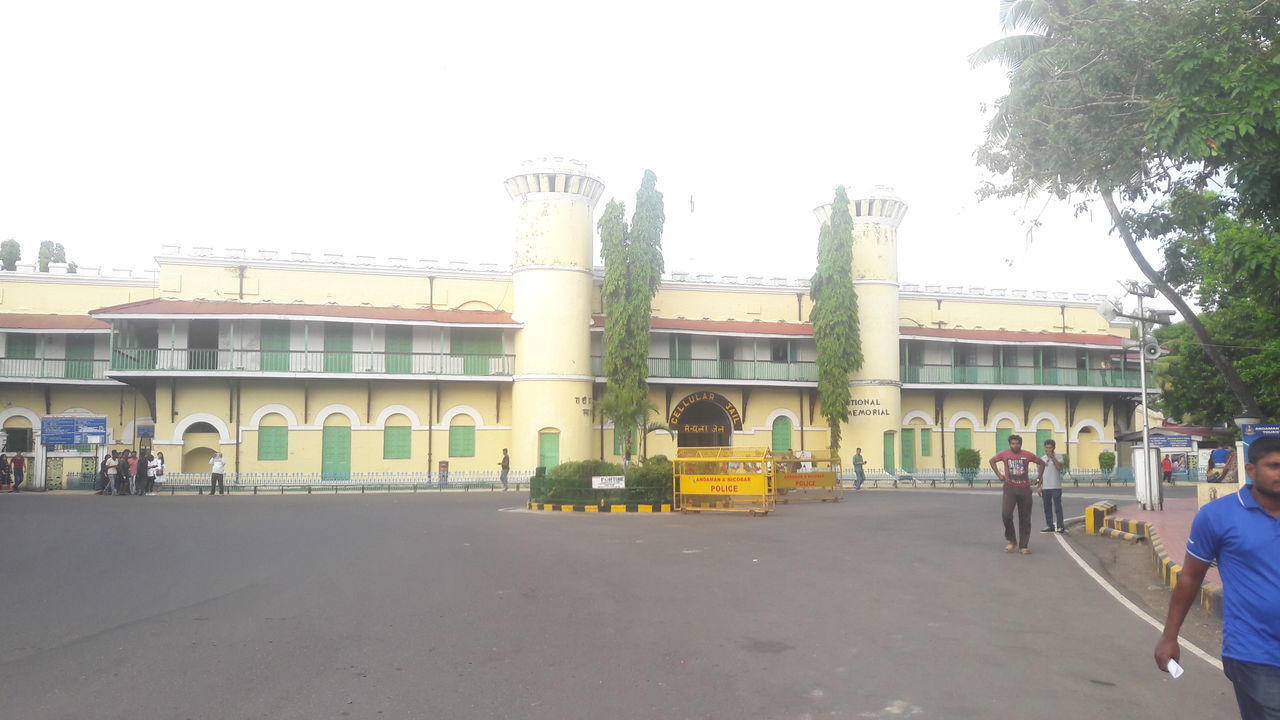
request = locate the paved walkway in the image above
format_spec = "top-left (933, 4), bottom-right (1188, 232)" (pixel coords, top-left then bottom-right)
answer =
top-left (1116, 494), bottom-right (1221, 585)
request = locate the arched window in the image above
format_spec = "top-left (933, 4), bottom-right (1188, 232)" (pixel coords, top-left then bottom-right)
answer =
top-left (771, 416), bottom-right (793, 452)
top-left (383, 413), bottom-right (412, 460)
top-left (257, 413), bottom-right (289, 461)
top-left (995, 421), bottom-right (1015, 453)
top-left (449, 415), bottom-right (476, 458)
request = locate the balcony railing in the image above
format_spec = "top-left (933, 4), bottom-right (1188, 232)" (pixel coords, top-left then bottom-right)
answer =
top-left (110, 348), bottom-right (514, 377)
top-left (0, 356), bottom-right (108, 380)
top-left (591, 356), bottom-right (818, 382)
top-left (902, 363), bottom-right (1141, 388)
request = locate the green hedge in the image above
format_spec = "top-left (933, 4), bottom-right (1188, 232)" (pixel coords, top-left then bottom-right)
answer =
top-left (533, 455), bottom-right (673, 505)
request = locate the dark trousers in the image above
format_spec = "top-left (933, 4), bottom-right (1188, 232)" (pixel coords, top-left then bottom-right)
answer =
top-left (12, 470), bottom-right (23, 490)
top-left (1001, 484), bottom-right (1033, 548)
top-left (210, 473), bottom-right (225, 494)
top-left (1042, 488), bottom-right (1064, 530)
top-left (1224, 657), bottom-right (1280, 719)
top-left (143, 475), bottom-right (155, 494)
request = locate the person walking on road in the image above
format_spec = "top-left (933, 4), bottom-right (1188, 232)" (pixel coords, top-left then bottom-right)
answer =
top-left (1156, 434), bottom-right (1280, 719)
top-left (990, 434), bottom-right (1045, 555)
top-left (209, 451), bottom-right (226, 495)
top-left (1038, 439), bottom-right (1066, 534)
top-left (1163, 455), bottom-right (1175, 485)
top-left (852, 448), bottom-right (866, 490)
top-left (124, 450), bottom-right (140, 496)
top-left (498, 448), bottom-right (510, 491)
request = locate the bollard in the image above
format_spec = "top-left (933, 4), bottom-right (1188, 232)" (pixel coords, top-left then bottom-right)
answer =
top-left (253, 486), bottom-right (258, 495)
top-left (307, 486), bottom-right (312, 495)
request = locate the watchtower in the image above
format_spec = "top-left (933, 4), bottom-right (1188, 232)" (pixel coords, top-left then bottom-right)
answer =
top-left (813, 187), bottom-right (908, 469)
top-left (504, 158), bottom-right (606, 470)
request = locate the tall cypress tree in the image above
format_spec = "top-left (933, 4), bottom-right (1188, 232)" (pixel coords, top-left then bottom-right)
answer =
top-left (810, 186), bottom-right (862, 452)
top-left (599, 170), bottom-right (665, 462)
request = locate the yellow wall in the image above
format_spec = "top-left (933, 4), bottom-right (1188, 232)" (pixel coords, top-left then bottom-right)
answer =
top-left (0, 276), bottom-right (155, 315)
top-left (157, 261), bottom-right (514, 312)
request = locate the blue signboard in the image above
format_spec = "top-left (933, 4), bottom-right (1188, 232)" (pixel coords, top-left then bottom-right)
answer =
top-left (40, 415), bottom-right (108, 445)
top-left (1242, 424), bottom-right (1280, 462)
top-left (1150, 434), bottom-right (1195, 449)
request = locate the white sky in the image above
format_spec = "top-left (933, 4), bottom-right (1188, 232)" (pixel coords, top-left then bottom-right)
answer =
top-left (0, 1), bottom-right (1165, 297)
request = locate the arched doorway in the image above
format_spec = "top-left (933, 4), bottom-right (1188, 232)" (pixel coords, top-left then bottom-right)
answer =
top-left (181, 421), bottom-right (222, 473)
top-left (669, 392), bottom-right (743, 448)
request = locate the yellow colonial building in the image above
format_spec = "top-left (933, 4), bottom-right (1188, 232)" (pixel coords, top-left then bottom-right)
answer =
top-left (0, 159), bottom-right (1143, 488)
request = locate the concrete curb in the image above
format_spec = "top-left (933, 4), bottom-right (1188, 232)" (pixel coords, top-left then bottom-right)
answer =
top-left (1084, 501), bottom-right (1223, 616)
top-left (526, 502), bottom-right (670, 513)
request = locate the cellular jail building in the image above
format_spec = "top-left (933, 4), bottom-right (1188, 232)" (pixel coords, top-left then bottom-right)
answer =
top-left (0, 160), bottom-right (1145, 488)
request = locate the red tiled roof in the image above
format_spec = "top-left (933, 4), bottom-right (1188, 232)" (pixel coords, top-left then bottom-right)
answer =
top-left (591, 315), bottom-right (814, 336)
top-left (90, 298), bottom-right (518, 325)
top-left (900, 326), bottom-right (1126, 346)
top-left (0, 313), bottom-right (110, 330)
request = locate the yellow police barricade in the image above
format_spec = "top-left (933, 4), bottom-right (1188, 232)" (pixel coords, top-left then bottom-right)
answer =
top-left (673, 446), bottom-right (774, 516)
top-left (773, 450), bottom-right (843, 503)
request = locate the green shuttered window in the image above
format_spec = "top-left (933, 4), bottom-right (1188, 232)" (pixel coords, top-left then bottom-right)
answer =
top-left (1036, 429), bottom-right (1053, 457)
top-left (449, 425), bottom-right (475, 458)
top-left (996, 427), bottom-right (1013, 452)
top-left (384, 426), bottom-right (411, 459)
top-left (258, 426), bottom-right (288, 461)
top-left (6, 334), bottom-right (36, 358)
top-left (920, 429), bottom-right (932, 457)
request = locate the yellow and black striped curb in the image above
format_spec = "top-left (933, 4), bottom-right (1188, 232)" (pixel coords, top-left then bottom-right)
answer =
top-left (526, 502), bottom-right (671, 513)
top-left (1085, 501), bottom-right (1222, 616)
top-left (1098, 526), bottom-right (1144, 542)
top-left (1085, 501), bottom-right (1116, 534)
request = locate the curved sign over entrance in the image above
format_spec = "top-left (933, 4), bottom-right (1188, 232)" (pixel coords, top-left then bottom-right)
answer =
top-left (669, 392), bottom-right (743, 432)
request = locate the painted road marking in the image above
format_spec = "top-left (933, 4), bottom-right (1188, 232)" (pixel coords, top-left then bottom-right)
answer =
top-left (1054, 532), bottom-right (1222, 671)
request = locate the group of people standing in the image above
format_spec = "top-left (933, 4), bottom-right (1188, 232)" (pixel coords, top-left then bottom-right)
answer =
top-left (97, 449), bottom-right (165, 496)
top-left (0, 452), bottom-right (27, 492)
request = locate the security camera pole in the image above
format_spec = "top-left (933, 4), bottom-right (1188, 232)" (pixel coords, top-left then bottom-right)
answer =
top-left (1132, 283), bottom-right (1157, 510)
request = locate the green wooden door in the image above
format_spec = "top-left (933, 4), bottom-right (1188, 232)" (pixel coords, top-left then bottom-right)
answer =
top-left (538, 431), bottom-right (560, 470)
top-left (771, 417), bottom-right (792, 452)
top-left (64, 335), bottom-right (95, 379)
top-left (385, 326), bottom-right (412, 374)
top-left (900, 428), bottom-right (915, 472)
top-left (882, 431), bottom-right (895, 473)
top-left (261, 320), bottom-right (290, 372)
top-left (669, 335), bottom-right (691, 377)
top-left (322, 427), bottom-right (351, 479)
top-left (324, 323), bottom-right (352, 373)
top-left (452, 329), bottom-right (502, 376)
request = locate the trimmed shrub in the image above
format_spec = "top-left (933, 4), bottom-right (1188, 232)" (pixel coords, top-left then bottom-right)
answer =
top-left (956, 448), bottom-right (982, 486)
top-left (1098, 451), bottom-right (1116, 474)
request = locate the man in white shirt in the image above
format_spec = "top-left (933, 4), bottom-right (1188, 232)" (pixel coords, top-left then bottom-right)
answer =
top-left (1038, 439), bottom-right (1066, 534)
top-left (209, 451), bottom-right (226, 496)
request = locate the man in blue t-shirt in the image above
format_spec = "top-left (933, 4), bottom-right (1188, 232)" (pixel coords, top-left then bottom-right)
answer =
top-left (1156, 434), bottom-right (1280, 718)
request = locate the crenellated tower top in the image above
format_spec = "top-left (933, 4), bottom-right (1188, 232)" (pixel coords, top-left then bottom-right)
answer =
top-left (812, 185), bottom-right (908, 228)
top-left (504, 157), bottom-right (606, 208)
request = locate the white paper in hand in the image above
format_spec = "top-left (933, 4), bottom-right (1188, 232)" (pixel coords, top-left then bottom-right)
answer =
top-left (1167, 659), bottom-right (1185, 679)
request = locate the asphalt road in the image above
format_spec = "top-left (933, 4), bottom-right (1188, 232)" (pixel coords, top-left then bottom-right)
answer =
top-left (0, 487), bottom-right (1233, 719)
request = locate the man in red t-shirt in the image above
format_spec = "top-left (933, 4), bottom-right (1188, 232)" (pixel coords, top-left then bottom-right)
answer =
top-left (989, 435), bottom-right (1046, 554)
top-left (10, 453), bottom-right (26, 492)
